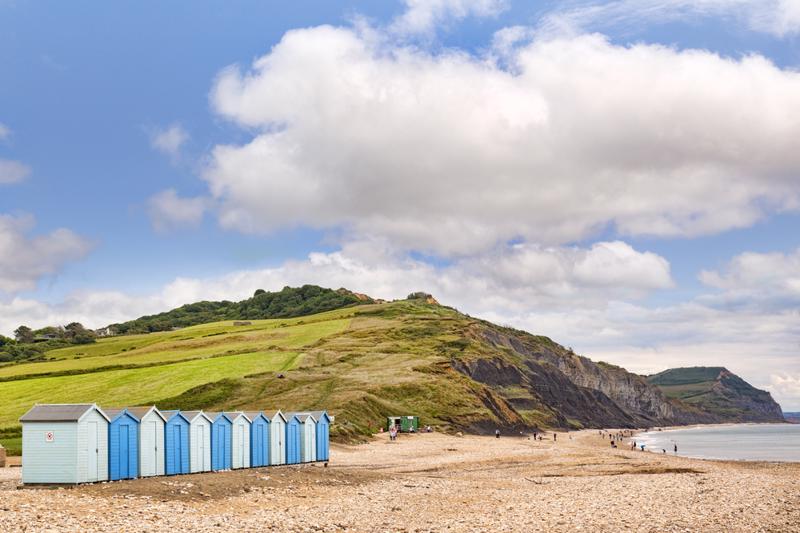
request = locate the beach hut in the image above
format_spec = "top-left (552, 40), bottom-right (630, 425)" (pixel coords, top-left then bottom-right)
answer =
top-left (293, 413), bottom-right (317, 463)
top-left (104, 408), bottom-right (140, 480)
top-left (182, 411), bottom-right (212, 473)
top-left (127, 406), bottom-right (166, 477)
top-left (245, 412), bottom-right (270, 467)
top-left (224, 412), bottom-right (251, 469)
top-left (264, 410), bottom-right (287, 465)
top-left (306, 411), bottom-right (331, 462)
top-left (207, 412), bottom-right (233, 471)
top-left (162, 410), bottom-right (191, 475)
top-left (19, 404), bottom-right (110, 484)
top-left (285, 414), bottom-right (302, 465)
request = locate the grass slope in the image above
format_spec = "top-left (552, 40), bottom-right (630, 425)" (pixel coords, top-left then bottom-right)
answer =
top-left (0, 309), bottom-right (354, 453)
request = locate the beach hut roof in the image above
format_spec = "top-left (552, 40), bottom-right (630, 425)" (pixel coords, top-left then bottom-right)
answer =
top-left (179, 410), bottom-right (212, 423)
top-left (223, 411), bottom-right (251, 422)
top-left (103, 408), bottom-right (139, 422)
top-left (19, 403), bottom-right (109, 423)
top-left (298, 410), bottom-right (330, 422)
top-left (263, 410), bottom-right (287, 422)
top-left (244, 411), bottom-right (268, 422)
top-left (291, 413), bottom-right (316, 423)
top-left (126, 406), bottom-right (167, 422)
top-left (204, 411), bottom-right (232, 423)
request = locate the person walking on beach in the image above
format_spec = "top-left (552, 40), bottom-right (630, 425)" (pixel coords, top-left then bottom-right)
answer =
top-left (674, 443), bottom-right (678, 454)
top-left (495, 429), bottom-right (500, 439)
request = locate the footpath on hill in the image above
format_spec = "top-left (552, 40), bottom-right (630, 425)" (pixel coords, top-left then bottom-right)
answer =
top-left (1, 431), bottom-right (798, 532)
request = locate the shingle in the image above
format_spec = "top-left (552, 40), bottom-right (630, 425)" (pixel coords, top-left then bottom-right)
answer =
top-left (19, 404), bottom-right (96, 422)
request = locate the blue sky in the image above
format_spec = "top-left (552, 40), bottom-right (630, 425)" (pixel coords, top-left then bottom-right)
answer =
top-left (1, 0), bottom-right (799, 408)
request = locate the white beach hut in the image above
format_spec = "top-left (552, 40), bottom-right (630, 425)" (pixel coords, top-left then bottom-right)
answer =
top-left (264, 410), bottom-right (287, 465)
top-left (127, 406), bottom-right (166, 477)
top-left (19, 404), bottom-right (110, 484)
top-left (224, 412), bottom-right (251, 469)
top-left (294, 413), bottom-right (317, 463)
top-left (184, 410), bottom-right (212, 473)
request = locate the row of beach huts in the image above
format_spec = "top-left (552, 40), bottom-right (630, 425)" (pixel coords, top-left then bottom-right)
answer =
top-left (19, 404), bottom-right (331, 485)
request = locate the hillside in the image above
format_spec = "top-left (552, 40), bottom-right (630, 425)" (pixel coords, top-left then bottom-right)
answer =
top-left (105, 285), bottom-right (372, 334)
top-left (0, 297), bottom-right (783, 454)
top-left (648, 367), bottom-right (785, 423)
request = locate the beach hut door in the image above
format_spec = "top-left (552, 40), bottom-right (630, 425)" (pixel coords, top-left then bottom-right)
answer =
top-left (198, 425), bottom-right (206, 469)
top-left (120, 425), bottom-right (130, 478)
top-left (148, 420), bottom-right (158, 476)
top-left (237, 425), bottom-right (244, 465)
top-left (172, 425), bottom-right (181, 472)
top-left (88, 421), bottom-right (98, 481)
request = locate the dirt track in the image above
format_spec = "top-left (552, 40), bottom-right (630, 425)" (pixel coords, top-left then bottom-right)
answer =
top-left (1, 431), bottom-right (799, 532)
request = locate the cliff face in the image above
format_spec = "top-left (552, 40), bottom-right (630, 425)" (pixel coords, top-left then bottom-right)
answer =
top-left (648, 367), bottom-right (785, 423)
top-left (458, 323), bottom-right (715, 428)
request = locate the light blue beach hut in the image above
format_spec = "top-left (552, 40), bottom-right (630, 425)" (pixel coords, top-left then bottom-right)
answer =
top-left (162, 410), bottom-right (190, 476)
top-left (264, 410), bottom-right (286, 466)
top-left (285, 414), bottom-right (302, 465)
top-left (105, 408), bottom-right (139, 480)
top-left (127, 406), bottom-right (166, 477)
top-left (208, 412), bottom-right (233, 471)
top-left (184, 411), bottom-right (212, 473)
top-left (19, 404), bottom-right (110, 484)
top-left (225, 412), bottom-right (251, 469)
top-left (245, 412), bottom-right (270, 467)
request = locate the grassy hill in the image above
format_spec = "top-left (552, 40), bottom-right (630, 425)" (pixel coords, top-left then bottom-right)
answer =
top-left (0, 298), bottom-right (781, 455)
top-left (648, 367), bottom-right (784, 422)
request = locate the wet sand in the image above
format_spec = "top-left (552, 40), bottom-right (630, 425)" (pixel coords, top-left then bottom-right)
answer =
top-left (1, 430), bottom-right (798, 532)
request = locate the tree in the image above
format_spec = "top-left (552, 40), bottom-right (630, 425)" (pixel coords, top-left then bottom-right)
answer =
top-left (0, 334), bottom-right (15, 348)
top-left (64, 322), bottom-right (96, 344)
top-left (14, 325), bottom-right (34, 344)
top-left (254, 289), bottom-right (266, 297)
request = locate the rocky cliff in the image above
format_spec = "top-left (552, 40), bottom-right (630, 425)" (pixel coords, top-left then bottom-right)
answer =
top-left (648, 367), bottom-right (785, 423)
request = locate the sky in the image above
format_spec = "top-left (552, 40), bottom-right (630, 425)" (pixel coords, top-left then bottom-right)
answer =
top-left (1, 0), bottom-right (799, 410)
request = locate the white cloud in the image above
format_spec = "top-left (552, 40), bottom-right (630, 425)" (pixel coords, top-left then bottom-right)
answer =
top-left (150, 123), bottom-right (189, 158)
top-left (766, 374), bottom-right (800, 410)
top-left (147, 189), bottom-right (208, 232)
top-left (207, 27), bottom-right (800, 256)
top-left (0, 214), bottom-right (93, 294)
top-left (0, 159), bottom-right (30, 184)
top-left (539, 0), bottom-right (800, 39)
top-left (698, 248), bottom-right (800, 310)
top-left (391, 0), bottom-right (507, 35)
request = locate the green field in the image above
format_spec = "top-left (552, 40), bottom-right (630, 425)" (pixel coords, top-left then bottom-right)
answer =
top-left (0, 309), bottom-right (354, 450)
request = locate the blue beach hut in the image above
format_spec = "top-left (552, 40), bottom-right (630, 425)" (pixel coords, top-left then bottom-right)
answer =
top-left (162, 411), bottom-right (190, 476)
top-left (245, 412), bottom-right (270, 467)
top-left (285, 414), bottom-right (302, 465)
top-left (105, 408), bottom-right (140, 481)
top-left (208, 412), bottom-right (233, 471)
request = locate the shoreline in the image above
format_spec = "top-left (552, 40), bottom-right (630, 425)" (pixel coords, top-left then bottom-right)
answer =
top-left (629, 423), bottom-right (800, 464)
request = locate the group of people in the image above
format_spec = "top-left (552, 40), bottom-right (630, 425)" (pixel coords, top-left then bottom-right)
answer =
top-left (599, 429), bottom-right (679, 455)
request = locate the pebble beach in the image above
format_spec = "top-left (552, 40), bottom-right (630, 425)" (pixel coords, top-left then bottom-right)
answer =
top-left (1, 430), bottom-right (798, 532)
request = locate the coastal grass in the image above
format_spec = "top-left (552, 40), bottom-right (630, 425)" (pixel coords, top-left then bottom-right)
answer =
top-left (0, 314), bottom-right (352, 379)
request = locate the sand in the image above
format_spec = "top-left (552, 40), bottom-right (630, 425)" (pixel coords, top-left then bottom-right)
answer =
top-left (1, 430), bottom-right (798, 532)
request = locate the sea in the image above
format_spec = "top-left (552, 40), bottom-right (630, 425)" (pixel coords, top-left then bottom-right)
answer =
top-left (636, 423), bottom-right (800, 462)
